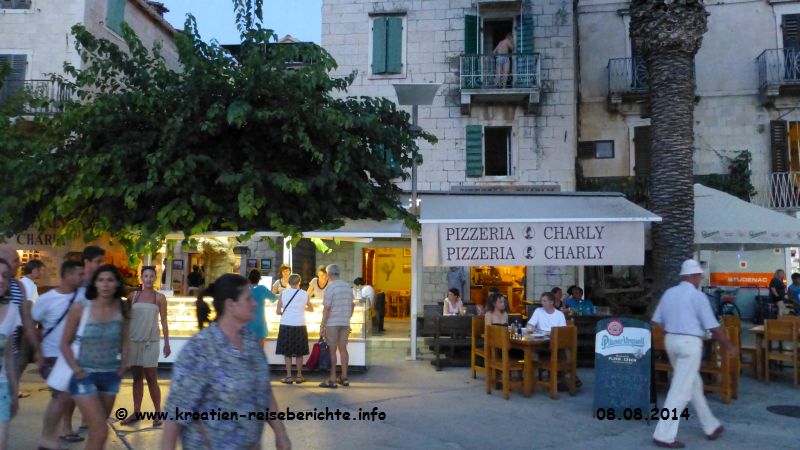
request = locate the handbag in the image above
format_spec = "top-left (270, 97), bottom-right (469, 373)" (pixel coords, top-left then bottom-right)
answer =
top-left (47, 305), bottom-right (90, 392)
top-left (318, 339), bottom-right (331, 371)
top-left (276, 289), bottom-right (300, 316)
top-left (306, 338), bottom-right (322, 370)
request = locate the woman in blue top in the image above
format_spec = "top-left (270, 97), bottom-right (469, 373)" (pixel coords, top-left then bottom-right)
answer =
top-left (565, 286), bottom-right (596, 315)
top-left (788, 273), bottom-right (800, 314)
top-left (61, 265), bottom-right (129, 450)
top-left (245, 270), bottom-right (276, 344)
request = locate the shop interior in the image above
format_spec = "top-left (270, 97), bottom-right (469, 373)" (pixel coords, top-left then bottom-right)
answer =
top-left (469, 266), bottom-right (526, 314)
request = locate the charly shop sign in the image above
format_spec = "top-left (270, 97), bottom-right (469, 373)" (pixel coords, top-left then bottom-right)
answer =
top-left (429, 222), bottom-right (644, 266)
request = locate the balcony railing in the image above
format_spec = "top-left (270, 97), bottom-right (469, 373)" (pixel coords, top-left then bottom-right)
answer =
top-left (762, 172), bottom-right (800, 210)
top-left (608, 57), bottom-right (649, 97)
top-left (579, 174), bottom-right (740, 205)
top-left (0, 79), bottom-right (71, 113)
top-left (756, 48), bottom-right (800, 89)
top-left (460, 53), bottom-right (540, 90)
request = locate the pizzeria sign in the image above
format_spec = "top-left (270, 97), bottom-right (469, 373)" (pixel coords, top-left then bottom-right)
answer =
top-left (422, 222), bottom-right (645, 267)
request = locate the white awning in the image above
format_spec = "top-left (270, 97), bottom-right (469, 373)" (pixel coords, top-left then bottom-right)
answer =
top-left (419, 192), bottom-right (661, 267)
top-left (694, 184), bottom-right (800, 249)
top-left (163, 220), bottom-right (409, 242)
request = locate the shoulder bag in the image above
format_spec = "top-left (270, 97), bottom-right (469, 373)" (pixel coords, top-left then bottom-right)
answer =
top-left (41, 292), bottom-right (78, 341)
top-left (47, 305), bottom-right (91, 392)
top-left (276, 289), bottom-right (300, 316)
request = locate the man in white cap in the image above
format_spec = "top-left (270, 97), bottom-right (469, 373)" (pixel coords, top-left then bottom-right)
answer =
top-left (651, 259), bottom-right (736, 448)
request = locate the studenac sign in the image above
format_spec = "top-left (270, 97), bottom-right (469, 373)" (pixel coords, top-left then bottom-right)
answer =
top-left (425, 222), bottom-right (644, 266)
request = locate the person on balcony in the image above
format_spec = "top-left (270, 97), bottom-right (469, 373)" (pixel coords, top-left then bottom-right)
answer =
top-left (493, 32), bottom-right (515, 87)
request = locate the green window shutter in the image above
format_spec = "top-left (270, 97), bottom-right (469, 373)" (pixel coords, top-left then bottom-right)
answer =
top-left (106, 0), bottom-right (126, 35)
top-left (386, 17), bottom-right (403, 74)
top-left (372, 18), bottom-right (387, 74)
top-left (515, 15), bottom-right (534, 54)
top-left (464, 15), bottom-right (479, 55)
top-left (466, 125), bottom-right (483, 177)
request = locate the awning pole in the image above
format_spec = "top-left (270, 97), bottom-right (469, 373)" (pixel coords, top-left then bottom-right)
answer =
top-left (282, 236), bottom-right (293, 268)
top-left (409, 104), bottom-right (420, 361)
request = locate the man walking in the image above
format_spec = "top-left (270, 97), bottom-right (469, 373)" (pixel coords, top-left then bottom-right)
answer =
top-left (33, 260), bottom-right (85, 448)
top-left (651, 259), bottom-right (736, 448)
top-left (319, 264), bottom-right (354, 388)
top-left (19, 259), bottom-right (44, 303)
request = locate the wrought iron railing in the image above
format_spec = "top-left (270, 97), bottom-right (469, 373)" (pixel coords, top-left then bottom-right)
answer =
top-left (460, 53), bottom-right (540, 90)
top-left (756, 48), bottom-right (800, 88)
top-left (607, 57), bottom-right (649, 96)
top-left (0, 79), bottom-right (71, 113)
top-left (760, 172), bottom-right (800, 210)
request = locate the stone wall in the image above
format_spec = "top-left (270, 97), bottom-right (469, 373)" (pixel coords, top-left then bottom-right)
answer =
top-left (321, 0), bottom-right (578, 191)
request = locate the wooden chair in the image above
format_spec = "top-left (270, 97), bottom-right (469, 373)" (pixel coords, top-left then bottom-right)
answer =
top-left (764, 319), bottom-right (799, 385)
top-left (485, 325), bottom-right (524, 400)
top-left (471, 316), bottom-right (486, 379)
top-left (699, 326), bottom-right (734, 404)
top-left (431, 316), bottom-right (472, 371)
top-left (721, 315), bottom-right (756, 377)
top-left (726, 325), bottom-right (742, 399)
top-left (652, 324), bottom-right (673, 388)
top-left (386, 290), bottom-right (402, 318)
top-left (531, 325), bottom-right (578, 399)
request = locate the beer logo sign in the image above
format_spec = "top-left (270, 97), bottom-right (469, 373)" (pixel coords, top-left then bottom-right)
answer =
top-left (606, 319), bottom-right (624, 337)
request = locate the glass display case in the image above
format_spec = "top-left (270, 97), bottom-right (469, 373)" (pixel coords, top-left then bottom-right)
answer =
top-left (159, 296), bottom-right (214, 364)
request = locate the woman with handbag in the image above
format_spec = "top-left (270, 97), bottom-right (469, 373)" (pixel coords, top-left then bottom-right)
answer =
top-left (0, 258), bottom-right (22, 450)
top-left (59, 265), bottom-right (129, 450)
top-left (162, 274), bottom-right (290, 450)
top-left (276, 274), bottom-right (313, 384)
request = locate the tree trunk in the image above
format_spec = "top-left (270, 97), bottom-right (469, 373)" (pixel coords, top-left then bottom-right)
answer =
top-left (629, 1), bottom-right (709, 301)
top-left (649, 52), bottom-right (696, 297)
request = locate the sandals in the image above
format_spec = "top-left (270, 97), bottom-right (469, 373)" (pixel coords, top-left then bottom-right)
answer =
top-left (319, 379), bottom-right (337, 389)
top-left (294, 376), bottom-right (305, 384)
top-left (60, 433), bottom-right (85, 442)
top-left (280, 376), bottom-right (294, 384)
top-left (336, 376), bottom-right (350, 387)
top-left (120, 415), bottom-right (140, 426)
top-left (153, 419), bottom-right (163, 427)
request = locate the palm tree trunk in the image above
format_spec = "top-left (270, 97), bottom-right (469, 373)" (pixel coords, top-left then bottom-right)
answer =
top-left (648, 52), bottom-right (696, 296)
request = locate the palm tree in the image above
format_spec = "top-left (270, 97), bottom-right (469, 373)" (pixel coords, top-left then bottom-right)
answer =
top-left (630, 1), bottom-right (709, 298)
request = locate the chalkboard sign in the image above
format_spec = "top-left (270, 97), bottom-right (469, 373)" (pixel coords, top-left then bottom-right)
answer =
top-left (593, 318), bottom-right (651, 412)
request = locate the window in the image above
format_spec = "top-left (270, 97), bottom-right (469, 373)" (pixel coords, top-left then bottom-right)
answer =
top-left (783, 14), bottom-right (800, 49)
top-left (371, 16), bottom-right (403, 75)
top-left (0, 0), bottom-right (31, 9)
top-left (465, 125), bottom-right (512, 177)
top-left (106, 0), bottom-right (126, 35)
top-left (578, 141), bottom-right (615, 160)
top-left (0, 54), bottom-right (28, 106)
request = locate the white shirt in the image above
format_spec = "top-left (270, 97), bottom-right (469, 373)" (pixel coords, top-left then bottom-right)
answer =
top-left (443, 298), bottom-right (464, 315)
top-left (19, 276), bottom-right (39, 303)
top-left (0, 304), bottom-right (22, 381)
top-left (526, 307), bottom-right (566, 332)
top-left (279, 288), bottom-right (309, 327)
top-left (31, 289), bottom-right (79, 358)
top-left (652, 281), bottom-right (719, 338)
top-left (359, 285), bottom-right (375, 306)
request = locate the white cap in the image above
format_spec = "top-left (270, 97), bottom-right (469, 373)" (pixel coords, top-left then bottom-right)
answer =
top-left (679, 259), bottom-right (704, 276)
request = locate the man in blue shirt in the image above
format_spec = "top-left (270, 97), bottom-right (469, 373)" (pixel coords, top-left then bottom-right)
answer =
top-left (565, 286), bottom-right (595, 315)
top-left (787, 272), bottom-right (800, 315)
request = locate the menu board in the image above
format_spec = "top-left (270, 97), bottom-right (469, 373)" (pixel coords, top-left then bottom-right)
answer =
top-left (593, 318), bottom-right (651, 412)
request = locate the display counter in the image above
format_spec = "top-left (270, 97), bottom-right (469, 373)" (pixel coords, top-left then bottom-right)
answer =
top-left (159, 296), bottom-right (369, 370)
top-left (265, 299), bottom-right (369, 370)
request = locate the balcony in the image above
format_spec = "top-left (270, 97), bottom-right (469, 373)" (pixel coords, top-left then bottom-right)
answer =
top-left (0, 79), bottom-right (71, 114)
top-left (757, 48), bottom-right (800, 105)
top-left (755, 172), bottom-right (800, 211)
top-left (607, 57), bottom-right (649, 114)
top-left (459, 53), bottom-right (541, 114)
top-left (579, 174), bottom-right (741, 205)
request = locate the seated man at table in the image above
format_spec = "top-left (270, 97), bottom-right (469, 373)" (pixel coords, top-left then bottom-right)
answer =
top-left (527, 292), bottom-right (566, 334)
top-left (565, 286), bottom-right (596, 315)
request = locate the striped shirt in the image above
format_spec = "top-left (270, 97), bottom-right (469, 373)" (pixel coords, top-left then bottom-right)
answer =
top-left (322, 280), bottom-right (354, 327)
top-left (8, 279), bottom-right (25, 355)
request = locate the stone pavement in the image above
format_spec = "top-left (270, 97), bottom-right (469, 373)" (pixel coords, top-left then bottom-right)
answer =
top-left (9, 344), bottom-right (799, 449)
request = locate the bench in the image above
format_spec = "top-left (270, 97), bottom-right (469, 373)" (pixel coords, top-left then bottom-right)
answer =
top-left (431, 315), bottom-right (473, 371)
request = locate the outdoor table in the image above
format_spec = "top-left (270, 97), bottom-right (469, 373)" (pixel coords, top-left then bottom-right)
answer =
top-left (749, 325), bottom-right (765, 380)
top-left (509, 335), bottom-right (550, 396)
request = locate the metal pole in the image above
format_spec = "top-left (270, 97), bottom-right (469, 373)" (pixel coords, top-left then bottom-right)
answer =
top-left (409, 105), bottom-right (420, 361)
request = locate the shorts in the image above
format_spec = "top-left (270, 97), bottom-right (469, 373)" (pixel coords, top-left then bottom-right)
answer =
top-left (69, 371), bottom-right (121, 397)
top-left (325, 326), bottom-right (350, 349)
top-left (0, 382), bottom-right (10, 422)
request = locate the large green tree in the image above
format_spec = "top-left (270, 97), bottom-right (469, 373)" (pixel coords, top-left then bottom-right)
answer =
top-left (0, 1), bottom-right (432, 256)
top-left (630, 1), bottom-right (709, 297)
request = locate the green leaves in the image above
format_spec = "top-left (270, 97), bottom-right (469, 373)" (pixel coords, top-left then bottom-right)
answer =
top-left (0, 0), bottom-right (432, 257)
